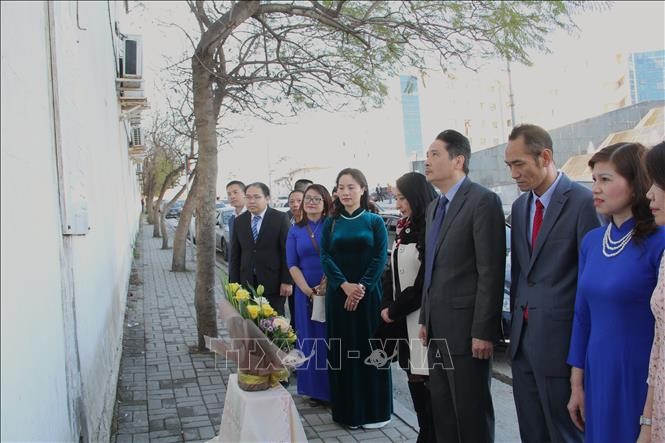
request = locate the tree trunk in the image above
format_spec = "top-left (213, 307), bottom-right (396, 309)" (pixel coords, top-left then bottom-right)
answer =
top-left (191, 53), bottom-right (219, 350)
top-left (146, 187), bottom-right (156, 225)
top-left (153, 205), bottom-right (162, 237)
top-left (152, 166), bottom-right (183, 238)
top-left (160, 211), bottom-right (169, 249)
top-left (161, 177), bottom-right (190, 250)
top-left (172, 172), bottom-right (199, 271)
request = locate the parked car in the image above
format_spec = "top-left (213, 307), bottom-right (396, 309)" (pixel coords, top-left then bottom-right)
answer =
top-left (188, 208), bottom-right (221, 244)
top-left (379, 212), bottom-right (400, 251)
top-left (215, 207), bottom-right (235, 260)
top-left (374, 200), bottom-right (400, 216)
top-left (165, 200), bottom-right (185, 219)
top-left (273, 197), bottom-right (289, 208)
top-left (502, 223), bottom-right (512, 344)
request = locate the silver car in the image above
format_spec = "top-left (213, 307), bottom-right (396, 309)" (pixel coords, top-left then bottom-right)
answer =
top-left (215, 208), bottom-right (235, 260)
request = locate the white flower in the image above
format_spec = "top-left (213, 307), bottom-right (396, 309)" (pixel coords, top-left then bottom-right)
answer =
top-left (254, 296), bottom-right (271, 306)
top-left (273, 317), bottom-right (291, 333)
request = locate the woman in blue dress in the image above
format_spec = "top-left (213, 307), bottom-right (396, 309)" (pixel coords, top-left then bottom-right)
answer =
top-left (321, 168), bottom-right (392, 430)
top-left (286, 184), bottom-right (332, 406)
top-left (567, 143), bottom-right (665, 442)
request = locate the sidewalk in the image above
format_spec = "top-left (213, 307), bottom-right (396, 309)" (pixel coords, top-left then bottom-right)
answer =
top-left (111, 221), bottom-right (419, 442)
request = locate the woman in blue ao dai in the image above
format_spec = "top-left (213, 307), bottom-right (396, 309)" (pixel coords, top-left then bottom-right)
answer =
top-left (567, 143), bottom-right (665, 442)
top-left (286, 184), bottom-right (333, 406)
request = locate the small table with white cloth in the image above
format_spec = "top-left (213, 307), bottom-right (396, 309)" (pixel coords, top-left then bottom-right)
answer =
top-left (208, 373), bottom-right (307, 443)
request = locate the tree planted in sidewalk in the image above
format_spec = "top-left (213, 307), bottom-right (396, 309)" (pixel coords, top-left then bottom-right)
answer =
top-left (182, 0), bottom-right (591, 350)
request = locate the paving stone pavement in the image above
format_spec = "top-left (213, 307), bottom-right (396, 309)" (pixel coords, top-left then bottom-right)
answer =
top-left (111, 221), bottom-right (417, 442)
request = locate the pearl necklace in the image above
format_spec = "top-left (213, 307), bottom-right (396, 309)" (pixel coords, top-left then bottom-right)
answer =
top-left (340, 209), bottom-right (366, 220)
top-left (602, 223), bottom-right (633, 258)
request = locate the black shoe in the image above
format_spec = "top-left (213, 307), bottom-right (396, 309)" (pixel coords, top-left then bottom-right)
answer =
top-left (280, 379), bottom-right (290, 388)
top-left (308, 398), bottom-right (322, 407)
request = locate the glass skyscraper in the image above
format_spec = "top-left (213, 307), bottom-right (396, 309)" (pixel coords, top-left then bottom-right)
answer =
top-left (400, 75), bottom-right (424, 158)
top-left (629, 49), bottom-right (665, 104)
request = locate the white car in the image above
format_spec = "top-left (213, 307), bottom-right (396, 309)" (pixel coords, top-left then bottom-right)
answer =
top-left (215, 208), bottom-right (235, 260)
top-left (188, 208), bottom-right (235, 260)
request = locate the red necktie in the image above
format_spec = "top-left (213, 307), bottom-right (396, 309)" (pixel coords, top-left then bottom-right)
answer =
top-left (531, 199), bottom-right (544, 252)
top-left (525, 199), bottom-right (544, 322)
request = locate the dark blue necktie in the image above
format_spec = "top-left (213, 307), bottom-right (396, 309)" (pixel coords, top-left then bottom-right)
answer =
top-left (424, 196), bottom-right (448, 291)
top-left (251, 215), bottom-right (261, 242)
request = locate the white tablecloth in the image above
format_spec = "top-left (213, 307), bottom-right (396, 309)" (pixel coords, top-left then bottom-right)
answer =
top-left (209, 374), bottom-right (307, 443)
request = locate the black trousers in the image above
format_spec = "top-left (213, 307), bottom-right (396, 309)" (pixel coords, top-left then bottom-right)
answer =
top-left (427, 341), bottom-right (494, 443)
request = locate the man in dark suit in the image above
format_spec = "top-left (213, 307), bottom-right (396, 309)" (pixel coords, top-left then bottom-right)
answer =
top-left (505, 124), bottom-right (599, 443)
top-left (225, 180), bottom-right (246, 267)
top-left (229, 182), bottom-right (293, 315)
top-left (419, 130), bottom-right (506, 442)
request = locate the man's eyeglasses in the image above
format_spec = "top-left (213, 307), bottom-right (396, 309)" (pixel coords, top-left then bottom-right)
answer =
top-left (246, 195), bottom-right (264, 201)
top-left (304, 196), bottom-right (323, 204)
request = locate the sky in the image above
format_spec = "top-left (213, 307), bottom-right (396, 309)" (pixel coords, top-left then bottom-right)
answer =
top-left (126, 1), bottom-right (665, 199)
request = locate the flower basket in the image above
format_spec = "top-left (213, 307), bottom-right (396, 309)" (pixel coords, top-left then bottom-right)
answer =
top-left (204, 278), bottom-right (307, 392)
top-left (237, 368), bottom-right (289, 391)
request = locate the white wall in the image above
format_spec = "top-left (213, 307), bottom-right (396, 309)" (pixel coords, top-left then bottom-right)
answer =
top-left (1, 1), bottom-right (141, 441)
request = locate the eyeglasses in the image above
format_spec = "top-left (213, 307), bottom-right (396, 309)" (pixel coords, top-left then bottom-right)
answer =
top-left (304, 196), bottom-right (323, 204)
top-left (245, 195), bottom-right (264, 201)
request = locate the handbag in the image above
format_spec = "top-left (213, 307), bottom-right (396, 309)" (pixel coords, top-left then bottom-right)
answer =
top-left (306, 221), bottom-right (333, 323)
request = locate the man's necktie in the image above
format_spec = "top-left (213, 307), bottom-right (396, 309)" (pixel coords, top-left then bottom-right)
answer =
top-left (531, 199), bottom-right (544, 252)
top-left (251, 215), bottom-right (261, 242)
top-left (424, 196), bottom-right (449, 291)
top-left (524, 198), bottom-right (544, 322)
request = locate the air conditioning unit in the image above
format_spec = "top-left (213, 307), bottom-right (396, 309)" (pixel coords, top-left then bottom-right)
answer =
top-left (122, 35), bottom-right (143, 77)
top-left (130, 126), bottom-right (144, 146)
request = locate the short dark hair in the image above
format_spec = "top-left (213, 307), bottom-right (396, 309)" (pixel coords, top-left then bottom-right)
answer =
top-left (226, 180), bottom-right (246, 192)
top-left (646, 141), bottom-right (665, 190)
top-left (509, 124), bottom-right (553, 159)
top-left (246, 182), bottom-right (270, 198)
top-left (589, 142), bottom-right (655, 241)
top-left (436, 129), bottom-right (471, 174)
top-left (288, 189), bottom-right (304, 200)
top-left (293, 179), bottom-right (313, 192)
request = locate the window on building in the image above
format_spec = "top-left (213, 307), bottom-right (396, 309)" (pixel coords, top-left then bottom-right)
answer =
top-left (493, 138), bottom-right (499, 145)
top-left (490, 103), bottom-right (496, 111)
top-left (507, 119), bottom-right (512, 127)
top-left (492, 121), bottom-right (498, 128)
top-left (480, 137), bottom-right (486, 145)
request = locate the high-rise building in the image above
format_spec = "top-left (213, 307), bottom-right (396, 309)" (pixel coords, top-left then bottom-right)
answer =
top-left (400, 75), bottom-right (424, 158)
top-left (629, 49), bottom-right (665, 104)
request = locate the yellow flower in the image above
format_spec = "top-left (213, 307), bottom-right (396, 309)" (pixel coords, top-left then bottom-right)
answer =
top-left (235, 289), bottom-right (250, 302)
top-left (256, 284), bottom-right (265, 296)
top-left (287, 331), bottom-right (297, 342)
top-left (246, 305), bottom-right (260, 320)
top-left (228, 282), bottom-right (241, 294)
top-left (261, 304), bottom-right (275, 317)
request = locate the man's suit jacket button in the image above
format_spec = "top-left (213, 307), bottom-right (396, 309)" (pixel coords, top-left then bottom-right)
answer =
top-left (528, 281), bottom-right (535, 287)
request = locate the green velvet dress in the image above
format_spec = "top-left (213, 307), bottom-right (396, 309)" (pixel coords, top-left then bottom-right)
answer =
top-left (320, 208), bottom-right (393, 426)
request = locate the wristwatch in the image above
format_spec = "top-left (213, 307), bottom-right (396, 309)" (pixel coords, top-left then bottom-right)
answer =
top-left (640, 415), bottom-right (652, 426)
